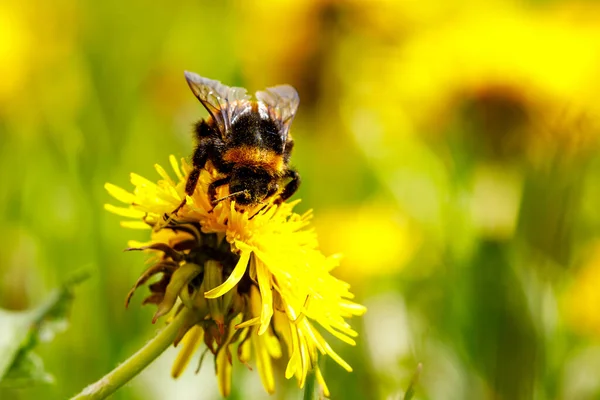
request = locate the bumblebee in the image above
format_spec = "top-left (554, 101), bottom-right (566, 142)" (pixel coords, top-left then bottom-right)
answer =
top-left (176, 71), bottom-right (301, 212)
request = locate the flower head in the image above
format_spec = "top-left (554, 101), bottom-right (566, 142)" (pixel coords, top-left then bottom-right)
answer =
top-left (105, 156), bottom-right (366, 396)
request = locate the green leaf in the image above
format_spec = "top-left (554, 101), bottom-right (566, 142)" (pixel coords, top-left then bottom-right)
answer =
top-left (1, 352), bottom-right (54, 388)
top-left (0, 271), bottom-right (88, 387)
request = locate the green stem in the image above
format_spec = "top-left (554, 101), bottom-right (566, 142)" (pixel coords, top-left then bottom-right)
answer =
top-left (70, 308), bottom-right (192, 400)
top-left (303, 370), bottom-right (316, 400)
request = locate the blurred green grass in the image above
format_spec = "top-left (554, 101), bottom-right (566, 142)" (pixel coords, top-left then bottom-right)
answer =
top-left (3, 0), bottom-right (600, 399)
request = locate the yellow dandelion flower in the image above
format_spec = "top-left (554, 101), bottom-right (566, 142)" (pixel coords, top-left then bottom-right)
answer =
top-left (104, 156), bottom-right (366, 397)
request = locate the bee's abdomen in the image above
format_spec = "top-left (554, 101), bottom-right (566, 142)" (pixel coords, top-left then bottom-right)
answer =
top-left (223, 146), bottom-right (284, 173)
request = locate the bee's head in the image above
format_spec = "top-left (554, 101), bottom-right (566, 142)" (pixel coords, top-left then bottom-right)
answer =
top-left (229, 167), bottom-right (276, 206)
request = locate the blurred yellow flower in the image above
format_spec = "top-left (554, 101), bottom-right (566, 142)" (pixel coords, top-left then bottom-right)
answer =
top-left (564, 242), bottom-right (600, 338)
top-left (0, 5), bottom-right (30, 108)
top-left (105, 156), bottom-right (366, 396)
top-left (341, 2), bottom-right (600, 160)
top-left (315, 203), bottom-right (420, 281)
top-left (0, 1), bottom-right (79, 108)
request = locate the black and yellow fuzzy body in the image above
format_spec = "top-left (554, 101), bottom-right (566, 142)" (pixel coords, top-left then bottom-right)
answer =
top-left (181, 72), bottom-right (301, 209)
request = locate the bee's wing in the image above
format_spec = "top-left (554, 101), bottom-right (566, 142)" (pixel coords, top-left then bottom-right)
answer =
top-left (184, 71), bottom-right (251, 137)
top-left (256, 85), bottom-right (300, 145)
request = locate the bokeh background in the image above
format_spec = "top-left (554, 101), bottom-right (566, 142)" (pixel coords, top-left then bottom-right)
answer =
top-left (3, 0), bottom-right (600, 399)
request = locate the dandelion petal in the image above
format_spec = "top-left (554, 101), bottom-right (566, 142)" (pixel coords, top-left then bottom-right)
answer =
top-left (120, 221), bottom-right (151, 230)
top-left (105, 183), bottom-right (136, 204)
top-left (171, 326), bottom-right (203, 378)
top-left (169, 154), bottom-right (183, 181)
top-left (204, 251), bottom-right (251, 299)
top-left (315, 367), bottom-right (330, 397)
top-left (104, 204), bottom-right (145, 218)
top-left (256, 260), bottom-right (274, 335)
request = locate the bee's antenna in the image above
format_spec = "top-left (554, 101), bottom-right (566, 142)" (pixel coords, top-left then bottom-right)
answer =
top-left (211, 190), bottom-right (248, 206)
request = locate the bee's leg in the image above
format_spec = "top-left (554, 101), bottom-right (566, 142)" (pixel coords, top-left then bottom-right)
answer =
top-left (192, 140), bottom-right (210, 170)
top-left (277, 169), bottom-right (300, 203)
top-left (171, 139), bottom-right (212, 215)
top-left (185, 168), bottom-right (201, 196)
top-left (265, 183), bottom-right (280, 199)
top-left (172, 167), bottom-right (202, 215)
top-left (172, 199), bottom-right (186, 216)
top-left (208, 176), bottom-right (231, 204)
